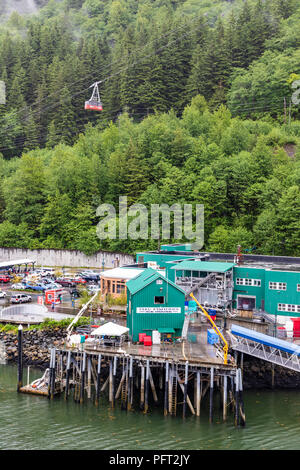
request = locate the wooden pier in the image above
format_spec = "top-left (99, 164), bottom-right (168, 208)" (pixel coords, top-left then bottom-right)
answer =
top-left (17, 338), bottom-right (246, 425)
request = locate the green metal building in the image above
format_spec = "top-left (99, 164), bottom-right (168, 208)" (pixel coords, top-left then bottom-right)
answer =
top-left (126, 268), bottom-right (186, 342)
top-left (135, 246), bottom-right (300, 319)
top-left (233, 266), bottom-right (300, 317)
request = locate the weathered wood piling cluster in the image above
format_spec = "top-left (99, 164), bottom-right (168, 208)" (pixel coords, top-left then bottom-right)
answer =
top-left (18, 341), bottom-right (246, 426)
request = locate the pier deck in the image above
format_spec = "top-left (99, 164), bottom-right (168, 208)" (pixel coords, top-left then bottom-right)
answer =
top-left (81, 331), bottom-right (235, 370)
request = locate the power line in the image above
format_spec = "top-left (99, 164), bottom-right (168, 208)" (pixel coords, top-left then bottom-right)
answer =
top-left (0, 108), bottom-right (152, 153)
top-left (0, 11), bottom-right (209, 132)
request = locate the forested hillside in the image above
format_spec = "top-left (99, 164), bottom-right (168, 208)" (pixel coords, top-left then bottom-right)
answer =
top-left (0, 0), bottom-right (299, 256)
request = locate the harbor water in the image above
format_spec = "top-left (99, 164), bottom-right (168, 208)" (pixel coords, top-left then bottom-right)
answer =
top-left (1, 364), bottom-right (300, 450)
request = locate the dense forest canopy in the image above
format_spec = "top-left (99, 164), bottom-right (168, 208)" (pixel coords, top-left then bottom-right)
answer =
top-left (0, 0), bottom-right (299, 256)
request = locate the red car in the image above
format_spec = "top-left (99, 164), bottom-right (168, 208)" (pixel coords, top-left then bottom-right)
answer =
top-left (0, 275), bottom-right (10, 283)
top-left (72, 277), bottom-right (87, 284)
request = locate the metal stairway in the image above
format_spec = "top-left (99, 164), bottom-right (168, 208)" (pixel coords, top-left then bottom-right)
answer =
top-left (181, 315), bottom-right (190, 340)
top-left (170, 374), bottom-right (177, 416)
top-left (229, 324), bottom-right (300, 373)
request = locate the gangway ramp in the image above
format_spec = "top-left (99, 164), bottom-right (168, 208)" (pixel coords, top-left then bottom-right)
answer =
top-left (229, 324), bottom-right (300, 373)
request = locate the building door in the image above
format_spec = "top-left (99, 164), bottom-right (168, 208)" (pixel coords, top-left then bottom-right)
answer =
top-left (237, 295), bottom-right (256, 310)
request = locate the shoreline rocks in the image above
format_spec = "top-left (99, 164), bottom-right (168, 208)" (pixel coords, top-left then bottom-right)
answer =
top-left (1, 329), bottom-right (300, 389)
top-left (0, 328), bottom-right (66, 369)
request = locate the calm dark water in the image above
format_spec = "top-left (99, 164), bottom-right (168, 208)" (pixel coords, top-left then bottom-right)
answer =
top-left (1, 364), bottom-right (300, 450)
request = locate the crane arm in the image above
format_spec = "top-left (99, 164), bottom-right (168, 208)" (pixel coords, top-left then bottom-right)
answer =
top-left (66, 290), bottom-right (100, 339)
top-left (190, 293), bottom-right (228, 365)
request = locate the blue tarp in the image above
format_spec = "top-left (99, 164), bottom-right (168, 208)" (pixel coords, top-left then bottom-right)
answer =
top-left (231, 324), bottom-right (300, 357)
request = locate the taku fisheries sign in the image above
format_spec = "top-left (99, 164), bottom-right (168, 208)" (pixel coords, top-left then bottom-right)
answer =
top-left (136, 307), bottom-right (182, 313)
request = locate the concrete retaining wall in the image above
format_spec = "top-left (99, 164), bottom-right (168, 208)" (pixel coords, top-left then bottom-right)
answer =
top-left (0, 247), bottom-right (135, 268)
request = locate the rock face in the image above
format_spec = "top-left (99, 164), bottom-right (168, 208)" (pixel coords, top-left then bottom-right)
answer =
top-left (0, 328), bottom-right (66, 368)
top-left (240, 355), bottom-right (300, 390)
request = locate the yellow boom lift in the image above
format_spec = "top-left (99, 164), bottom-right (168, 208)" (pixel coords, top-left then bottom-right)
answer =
top-left (190, 293), bottom-right (228, 365)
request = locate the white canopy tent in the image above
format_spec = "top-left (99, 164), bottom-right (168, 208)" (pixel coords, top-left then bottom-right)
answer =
top-left (91, 322), bottom-right (129, 337)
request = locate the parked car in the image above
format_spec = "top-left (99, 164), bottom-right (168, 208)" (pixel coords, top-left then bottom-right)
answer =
top-left (0, 275), bottom-right (10, 283)
top-left (44, 283), bottom-right (61, 290)
top-left (56, 277), bottom-right (75, 287)
top-left (80, 271), bottom-right (100, 282)
top-left (11, 294), bottom-right (32, 304)
top-left (72, 276), bottom-right (87, 284)
top-left (11, 283), bottom-right (26, 290)
top-left (0, 290), bottom-right (6, 298)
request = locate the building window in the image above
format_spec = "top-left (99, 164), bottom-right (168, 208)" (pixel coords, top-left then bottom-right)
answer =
top-left (154, 296), bottom-right (165, 304)
top-left (269, 282), bottom-right (286, 291)
top-left (297, 284), bottom-right (300, 292)
top-left (236, 278), bottom-right (261, 287)
top-left (278, 303), bottom-right (300, 313)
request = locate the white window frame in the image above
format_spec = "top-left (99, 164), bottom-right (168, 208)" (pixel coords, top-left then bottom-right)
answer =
top-left (269, 281), bottom-right (287, 291)
top-left (236, 278), bottom-right (261, 287)
top-left (278, 303), bottom-right (300, 313)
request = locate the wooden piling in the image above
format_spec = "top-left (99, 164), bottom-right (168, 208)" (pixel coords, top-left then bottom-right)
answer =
top-left (48, 348), bottom-right (53, 399)
top-left (183, 361), bottom-right (188, 419)
top-left (235, 368), bottom-right (240, 426)
top-left (109, 359), bottom-right (113, 406)
top-left (120, 358), bottom-right (126, 410)
top-left (144, 360), bottom-right (150, 414)
top-left (116, 371), bottom-right (125, 400)
top-left (164, 361), bottom-right (169, 416)
top-left (95, 354), bottom-right (101, 406)
top-left (209, 367), bottom-right (214, 423)
top-left (87, 357), bottom-right (92, 399)
top-left (112, 356), bottom-right (117, 408)
top-left (149, 367), bottom-right (158, 403)
top-left (239, 368), bottom-right (246, 426)
top-left (223, 375), bottom-right (227, 422)
top-left (17, 325), bottom-right (23, 393)
top-left (168, 366), bottom-right (173, 414)
top-left (128, 357), bottom-right (133, 411)
top-left (50, 348), bottom-right (56, 400)
top-left (271, 363), bottom-right (275, 389)
top-left (80, 352), bottom-right (86, 404)
top-left (176, 372), bottom-right (195, 416)
top-left (159, 367), bottom-right (163, 390)
top-left (65, 350), bottom-right (71, 400)
top-left (140, 365), bottom-right (145, 410)
top-left (196, 371), bottom-right (201, 417)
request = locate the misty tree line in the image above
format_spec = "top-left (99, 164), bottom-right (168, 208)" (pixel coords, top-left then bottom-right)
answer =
top-left (0, 0), bottom-right (298, 256)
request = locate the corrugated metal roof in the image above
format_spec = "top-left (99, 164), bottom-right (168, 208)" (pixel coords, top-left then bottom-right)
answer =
top-left (100, 267), bottom-right (145, 280)
top-left (0, 259), bottom-right (35, 268)
top-left (126, 268), bottom-right (186, 295)
top-left (170, 260), bottom-right (235, 273)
